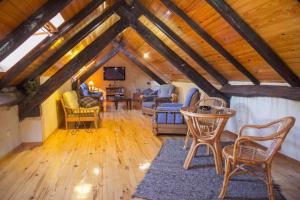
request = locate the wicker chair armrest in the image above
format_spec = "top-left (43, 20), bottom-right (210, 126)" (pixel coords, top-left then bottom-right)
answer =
top-left (64, 106), bottom-right (98, 113)
top-left (238, 119), bottom-right (284, 137)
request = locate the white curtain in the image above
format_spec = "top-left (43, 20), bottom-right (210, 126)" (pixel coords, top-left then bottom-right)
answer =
top-left (226, 96), bottom-right (300, 161)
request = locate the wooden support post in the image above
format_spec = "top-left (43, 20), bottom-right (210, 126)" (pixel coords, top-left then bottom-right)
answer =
top-left (0, 0), bottom-right (105, 88)
top-left (206, 0), bottom-right (300, 87)
top-left (161, 0), bottom-right (259, 85)
top-left (21, 1), bottom-right (123, 86)
top-left (19, 20), bottom-right (129, 120)
top-left (112, 41), bottom-right (167, 85)
top-left (72, 48), bottom-right (120, 89)
top-left (0, 0), bottom-right (72, 62)
top-left (135, 2), bottom-right (228, 85)
top-left (221, 85), bottom-right (300, 101)
top-left (116, 7), bottom-right (229, 101)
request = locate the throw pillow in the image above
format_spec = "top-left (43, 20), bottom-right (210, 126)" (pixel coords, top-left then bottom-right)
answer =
top-left (79, 97), bottom-right (98, 108)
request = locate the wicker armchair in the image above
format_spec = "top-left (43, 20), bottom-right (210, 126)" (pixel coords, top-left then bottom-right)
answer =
top-left (219, 116), bottom-right (295, 200)
top-left (61, 91), bottom-right (100, 129)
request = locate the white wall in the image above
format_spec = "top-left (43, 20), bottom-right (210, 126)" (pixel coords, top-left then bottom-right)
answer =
top-left (227, 96), bottom-right (300, 161)
top-left (19, 117), bottom-right (43, 143)
top-left (0, 106), bottom-right (21, 159)
top-left (40, 77), bottom-right (71, 140)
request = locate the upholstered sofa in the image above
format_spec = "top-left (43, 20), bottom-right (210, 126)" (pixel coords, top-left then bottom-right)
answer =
top-left (152, 88), bottom-right (200, 135)
top-left (141, 84), bottom-right (177, 115)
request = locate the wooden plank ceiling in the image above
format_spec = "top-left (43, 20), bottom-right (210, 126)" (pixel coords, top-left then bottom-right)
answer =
top-left (0, 0), bottom-right (299, 87)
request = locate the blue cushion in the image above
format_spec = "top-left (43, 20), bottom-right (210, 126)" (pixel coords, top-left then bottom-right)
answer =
top-left (157, 84), bottom-right (175, 98)
top-left (157, 112), bottom-right (184, 124)
top-left (143, 94), bottom-right (157, 102)
top-left (156, 106), bottom-right (184, 124)
top-left (183, 88), bottom-right (199, 107)
top-left (156, 106), bottom-right (180, 112)
top-left (142, 88), bottom-right (153, 95)
top-left (142, 101), bottom-right (155, 108)
top-left (80, 83), bottom-right (89, 96)
top-left (159, 103), bottom-right (183, 108)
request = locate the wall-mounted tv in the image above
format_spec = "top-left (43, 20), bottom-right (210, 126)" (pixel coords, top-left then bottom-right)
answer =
top-left (103, 67), bottom-right (125, 81)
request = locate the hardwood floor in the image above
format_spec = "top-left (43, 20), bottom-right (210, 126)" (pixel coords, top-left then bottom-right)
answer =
top-left (0, 109), bottom-right (299, 200)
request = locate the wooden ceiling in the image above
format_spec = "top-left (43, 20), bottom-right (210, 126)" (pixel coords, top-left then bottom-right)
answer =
top-left (0, 0), bottom-right (299, 88)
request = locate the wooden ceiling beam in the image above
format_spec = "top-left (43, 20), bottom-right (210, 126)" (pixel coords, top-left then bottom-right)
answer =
top-left (221, 85), bottom-right (300, 101)
top-left (161, 0), bottom-right (259, 85)
top-left (20, 1), bottom-right (123, 87)
top-left (116, 6), bottom-right (229, 102)
top-left (112, 41), bottom-right (167, 85)
top-left (72, 47), bottom-right (120, 89)
top-left (19, 19), bottom-right (129, 120)
top-left (0, 0), bottom-right (105, 88)
top-left (135, 2), bottom-right (228, 86)
top-left (0, 0), bottom-right (72, 62)
top-left (206, 0), bottom-right (300, 87)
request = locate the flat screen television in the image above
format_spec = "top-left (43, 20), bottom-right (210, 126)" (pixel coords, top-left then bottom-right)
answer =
top-left (103, 67), bottom-right (125, 81)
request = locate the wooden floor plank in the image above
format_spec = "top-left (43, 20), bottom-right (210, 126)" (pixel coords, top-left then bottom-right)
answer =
top-left (0, 108), bottom-right (299, 200)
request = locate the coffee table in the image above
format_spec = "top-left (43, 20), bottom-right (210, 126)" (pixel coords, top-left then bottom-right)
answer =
top-left (113, 97), bottom-right (132, 110)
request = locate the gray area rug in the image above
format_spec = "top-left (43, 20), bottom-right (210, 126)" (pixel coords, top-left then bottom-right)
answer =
top-left (133, 139), bottom-right (285, 200)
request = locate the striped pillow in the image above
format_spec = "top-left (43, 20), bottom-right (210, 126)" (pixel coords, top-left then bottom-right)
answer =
top-left (79, 97), bottom-right (98, 108)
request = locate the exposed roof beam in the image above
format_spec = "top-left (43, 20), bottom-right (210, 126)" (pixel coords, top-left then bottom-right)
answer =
top-left (206, 0), bottom-right (300, 87)
top-left (20, 1), bottom-right (123, 86)
top-left (221, 85), bottom-right (300, 101)
top-left (0, 0), bottom-right (72, 62)
top-left (0, 0), bottom-right (105, 88)
top-left (161, 0), bottom-right (259, 85)
top-left (116, 6), bottom-right (229, 102)
top-left (19, 19), bottom-right (129, 120)
top-left (113, 41), bottom-right (167, 85)
top-left (72, 47), bottom-right (120, 89)
top-left (135, 2), bottom-right (228, 85)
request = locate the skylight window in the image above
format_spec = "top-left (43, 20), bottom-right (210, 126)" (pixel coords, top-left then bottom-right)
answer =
top-left (0, 13), bottom-right (65, 72)
top-left (50, 13), bottom-right (65, 28)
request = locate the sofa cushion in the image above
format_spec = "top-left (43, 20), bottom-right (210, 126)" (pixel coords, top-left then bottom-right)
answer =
top-left (79, 97), bottom-right (98, 108)
top-left (142, 101), bottom-right (156, 108)
top-left (142, 88), bottom-right (153, 95)
top-left (157, 84), bottom-right (175, 98)
top-left (159, 103), bottom-right (183, 108)
top-left (80, 83), bottom-right (89, 96)
top-left (63, 91), bottom-right (79, 109)
top-left (157, 112), bottom-right (184, 124)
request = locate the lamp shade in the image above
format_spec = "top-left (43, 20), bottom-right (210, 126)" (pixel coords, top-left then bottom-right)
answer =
top-left (88, 81), bottom-right (94, 86)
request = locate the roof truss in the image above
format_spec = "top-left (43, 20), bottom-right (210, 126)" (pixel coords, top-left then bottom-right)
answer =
top-left (0, 0), bottom-right (105, 88)
top-left (0, 0), bottom-right (72, 62)
top-left (161, 0), bottom-right (259, 85)
top-left (113, 41), bottom-right (167, 85)
top-left (206, 0), bottom-right (300, 87)
top-left (19, 19), bottom-right (129, 119)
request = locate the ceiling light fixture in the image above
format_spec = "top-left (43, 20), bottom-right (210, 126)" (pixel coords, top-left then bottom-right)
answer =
top-left (143, 52), bottom-right (149, 59)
